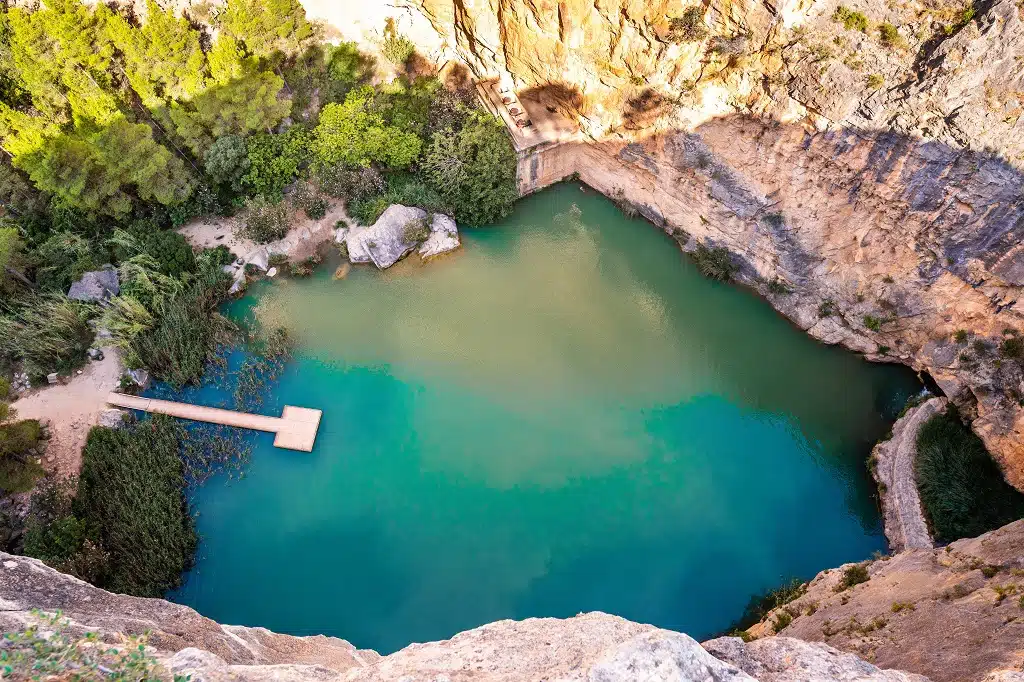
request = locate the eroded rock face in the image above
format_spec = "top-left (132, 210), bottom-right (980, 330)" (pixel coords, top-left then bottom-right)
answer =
top-left (747, 520), bottom-right (1024, 682)
top-left (0, 552), bottom-right (936, 682)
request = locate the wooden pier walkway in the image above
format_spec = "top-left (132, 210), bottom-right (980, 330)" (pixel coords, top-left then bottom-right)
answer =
top-left (106, 393), bottom-right (322, 452)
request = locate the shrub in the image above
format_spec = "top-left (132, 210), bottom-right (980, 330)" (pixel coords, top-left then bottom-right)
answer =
top-left (878, 23), bottom-right (905, 48)
top-left (691, 244), bottom-right (736, 281)
top-left (763, 212), bottom-right (785, 229)
top-left (818, 298), bottom-right (837, 317)
top-left (773, 609), bottom-right (794, 632)
top-left (316, 165), bottom-right (385, 200)
top-left (204, 133), bottom-right (251, 192)
top-left (999, 336), bottom-right (1024, 359)
top-left (0, 419), bottom-right (44, 493)
top-left (0, 377), bottom-right (9, 399)
top-left (381, 18), bottom-right (415, 65)
top-left (143, 229), bottom-right (197, 278)
top-left (863, 315), bottom-right (882, 331)
top-left (668, 7), bottom-right (709, 42)
top-left (915, 407), bottom-right (1024, 542)
top-left (313, 86), bottom-right (423, 170)
top-left (866, 74), bottom-right (885, 89)
top-left (2, 611), bottom-right (170, 680)
top-left (728, 578), bottom-right (807, 631)
top-left (954, 329), bottom-right (969, 344)
top-left (242, 195), bottom-right (291, 243)
top-left (833, 6), bottom-right (869, 32)
top-left (292, 184), bottom-right (328, 220)
top-left (241, 127), bottom-right (313, 200)
top-left (402, 218), bottom-right (431, 245)
top-left (835, 563), bottom-right (870, 592)
top-left (76, 417), bottom-right (196, 597)
top-left (891, 601), bottom-right (915, 613)
top-left (421, 112), bottom-right (518, 225)
top-left (768, 278), bottom-right (791, 295)
top-left (348, 174), bottom-right (447, 225)
top-left (0, 295), bottom-right (94, 379)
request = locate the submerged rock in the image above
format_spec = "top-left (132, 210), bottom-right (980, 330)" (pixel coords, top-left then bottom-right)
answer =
top-left (419, 213), bottom-right (460, 260)
top-left (67, 266), bottom-right (119, 304)
top-left (347, 205), bottom-right (427, 269)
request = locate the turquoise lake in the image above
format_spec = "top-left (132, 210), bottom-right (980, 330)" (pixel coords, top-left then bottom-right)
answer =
top-left (164, 183), bottom-right (920, 653)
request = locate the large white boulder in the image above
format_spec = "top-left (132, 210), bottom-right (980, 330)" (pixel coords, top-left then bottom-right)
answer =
top-left (346, 205), bottom-right (427, 269)
top-left (419, 213), bottom-right (460, 260)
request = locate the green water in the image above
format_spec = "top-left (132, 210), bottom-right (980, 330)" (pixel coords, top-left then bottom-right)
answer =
top-left (167, 183), bottom-right (920, 653)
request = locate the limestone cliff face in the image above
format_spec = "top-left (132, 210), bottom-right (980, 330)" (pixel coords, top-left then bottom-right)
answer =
top-left (747, 519), bottom-right (1024, 682)
top-left (0, 552), bottom-right (932, 681)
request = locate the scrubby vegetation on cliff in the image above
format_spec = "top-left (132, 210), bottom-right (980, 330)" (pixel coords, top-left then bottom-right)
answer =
top-left (915, 407), bottom-right (1024, 542)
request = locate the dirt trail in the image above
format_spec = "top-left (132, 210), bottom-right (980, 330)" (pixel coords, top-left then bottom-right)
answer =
top-left (10, 348), bottom-right (123, 477)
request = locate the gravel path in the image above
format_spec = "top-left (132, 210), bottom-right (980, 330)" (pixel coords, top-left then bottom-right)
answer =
top-left (871, 397), bottom-right (943, 551)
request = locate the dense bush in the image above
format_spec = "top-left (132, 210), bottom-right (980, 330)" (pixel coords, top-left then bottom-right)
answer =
top-left (29, 232), bottom-right (101, 292)
top-left (316, 165), bottom-right (385, 201)
top-left (241, 195), bottom-right (291, 243)
top-left (142, 230), bottom-right (196, 278)
top-left (833, 6), bottom-right (869, 32)
top-left (76, 416), bottom-right (196, 596)
top-left (204, 134), bottom-right (251, 193)
top-left (915, 407), bottom-right (1024, 542)
top-left (292, 184), bottom-right (328, 220)
top-left (347, 175), bottom-right (446, 226)
top-left (0, 419), bottom-right (44, 493)
top-left (421, 113), bottom-right (518, 225)
top-left (241, 128), bottom-right (313, 200)
top-left (312, 86), bottom-right (423, 170)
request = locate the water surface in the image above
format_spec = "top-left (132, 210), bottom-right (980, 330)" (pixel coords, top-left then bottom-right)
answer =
top-left (168, 184), bottom-right (919, 653)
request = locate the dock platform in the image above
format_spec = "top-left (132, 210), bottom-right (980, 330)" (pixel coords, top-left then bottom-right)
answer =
top-left (106, 393), bottom-right (322, 452)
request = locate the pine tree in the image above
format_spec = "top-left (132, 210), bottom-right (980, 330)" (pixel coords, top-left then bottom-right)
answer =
top-left (168, 70), bottom-right (291, 156)
top-left (219, 0), bottom-right (314, 57)
top-left (6, 0), bottom-right (119, 124)
top-left (107, 0), bottom-right (206, 107)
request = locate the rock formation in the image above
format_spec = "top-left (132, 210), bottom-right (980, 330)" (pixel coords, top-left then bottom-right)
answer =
top-left (343, 205), bottom-right (459, 268)
top-left (1, 551), bottom-right (938, 681)
top-left (747, 519), bottom-right (1024, 682)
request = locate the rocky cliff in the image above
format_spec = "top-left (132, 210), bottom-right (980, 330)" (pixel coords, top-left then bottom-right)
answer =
top-left (0, 551), bottom-right (938, 681)
top-left (305, 0), bottom-right (1024, 489)
top-left (747, 519), bottom-right (1024, 682)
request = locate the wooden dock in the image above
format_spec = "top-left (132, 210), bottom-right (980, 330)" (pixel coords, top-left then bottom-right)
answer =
top-left (106, 393), bottom-right (322, 452)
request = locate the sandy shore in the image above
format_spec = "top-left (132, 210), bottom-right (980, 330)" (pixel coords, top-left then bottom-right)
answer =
top-left (11, 348), bottom-right (123, 477)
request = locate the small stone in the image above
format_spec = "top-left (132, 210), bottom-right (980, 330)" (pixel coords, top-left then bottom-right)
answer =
top-left (47, 372), bottom-right (59, 385)
top-left (87, 347), bottom-right (103, 360)
top-left (2, 560), bottom-right (17, 569)
top-left (128, 369), bottom-right (150, 389)
top-left (77, 369), bottom-right (83, 375)
top-left (267, 266), bottom-right (278, 278)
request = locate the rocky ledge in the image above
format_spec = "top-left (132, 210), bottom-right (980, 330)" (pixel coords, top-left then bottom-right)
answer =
top-left (1, 552), bottom-right (936, 682)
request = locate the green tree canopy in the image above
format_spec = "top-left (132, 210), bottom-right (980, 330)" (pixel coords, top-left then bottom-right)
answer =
top-left (204, 134), bottom-right (250, 192)
top-left (241, 127), bottom-right (312, 199)
top-left (17, 119), bottom-right (194, 217)
top-left (168, 69), bottom-right (290, 156)
top-left (6, 0), bottom-right (119, 124)
top-left (422, 112), bottom-right (517, 225)
top-left (219, 0), bottom-right (314, 57)
top-left (312, 86), bottom-right (422, 170)
top-left (106, 0), bottom-right (206, 107)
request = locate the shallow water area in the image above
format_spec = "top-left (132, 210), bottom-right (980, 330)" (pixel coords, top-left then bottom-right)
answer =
top-left (166, 184), bottom-right (920, 654)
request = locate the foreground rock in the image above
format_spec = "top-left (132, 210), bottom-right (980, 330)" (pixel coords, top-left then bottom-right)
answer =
top-left (1, 552), bottom-right (935, 682)
top-left (748, 520), bottom-right (1024, 682)
top-left (346, 204), bottom-right (427, 269)
top-left (870, 397), bottom-right (944, 552)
